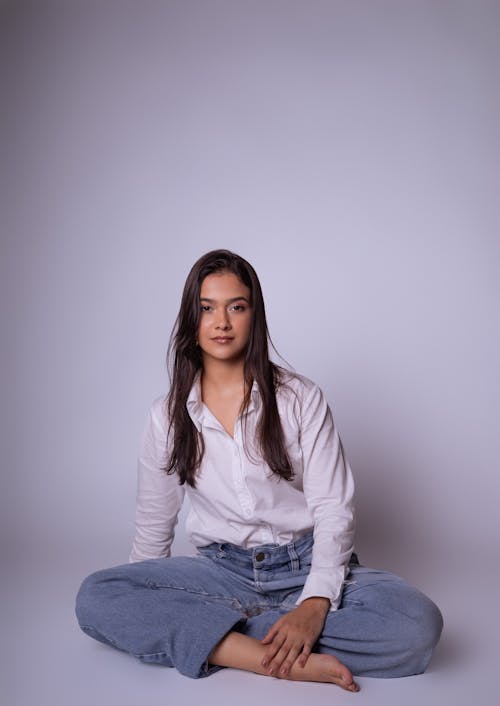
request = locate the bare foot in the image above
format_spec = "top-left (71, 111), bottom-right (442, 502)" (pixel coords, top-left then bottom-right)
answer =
top-left (288, 652), bottom-right (360, 691)
top-left (209, 632), bottom-right (360, 692)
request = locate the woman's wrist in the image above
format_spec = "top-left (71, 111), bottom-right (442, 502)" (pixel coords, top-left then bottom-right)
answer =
top-left (301, 596), bottom-right (331, 614)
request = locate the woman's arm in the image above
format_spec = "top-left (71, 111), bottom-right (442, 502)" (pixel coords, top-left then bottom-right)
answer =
top-left (260, 379), bottom-right (355, 675)
top-left (129, 397), bottom-right (185, 562)
top-left (297, 380), bottom-right (355, 609)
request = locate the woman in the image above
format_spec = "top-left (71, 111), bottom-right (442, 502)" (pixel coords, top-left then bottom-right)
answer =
top-left (76, 249), bottom-right (443, 691)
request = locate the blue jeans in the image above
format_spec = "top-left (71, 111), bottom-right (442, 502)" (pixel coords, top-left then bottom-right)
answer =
top-left (75, 533), bottom-right (443, 679)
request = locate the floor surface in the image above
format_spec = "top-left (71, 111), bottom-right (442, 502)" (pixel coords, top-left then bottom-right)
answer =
top-left (1, 548), bottom-right (496, 706)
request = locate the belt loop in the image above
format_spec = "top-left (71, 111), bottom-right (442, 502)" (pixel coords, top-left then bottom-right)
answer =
top-left (287, 542), bottom-right (300, 571)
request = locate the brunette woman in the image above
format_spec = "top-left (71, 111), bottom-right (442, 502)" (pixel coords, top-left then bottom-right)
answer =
top-left (76, 249), bottom-right (442, 690)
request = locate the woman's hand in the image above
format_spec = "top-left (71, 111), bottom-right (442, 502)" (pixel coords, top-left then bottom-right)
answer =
top-left (260, 596), bottom-right (330, 676)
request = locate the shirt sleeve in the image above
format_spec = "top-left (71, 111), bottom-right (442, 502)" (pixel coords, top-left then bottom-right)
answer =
top-left (295, 382), bottom-right (355, 611)
top-left (129, 397), bottom-right (185, 563)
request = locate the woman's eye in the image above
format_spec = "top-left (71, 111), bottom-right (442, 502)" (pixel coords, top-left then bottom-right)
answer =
top-left (231, 305), bottom-right (245, 312)
top-left (200, 305), bottom-right (212, 312)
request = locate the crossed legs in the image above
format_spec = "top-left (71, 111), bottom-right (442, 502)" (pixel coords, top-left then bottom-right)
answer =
top-left (76, 559), bottom-right (442, 685)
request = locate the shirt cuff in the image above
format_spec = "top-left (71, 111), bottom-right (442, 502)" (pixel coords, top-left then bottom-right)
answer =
top-left (295, 566), bottom-right (348, 611)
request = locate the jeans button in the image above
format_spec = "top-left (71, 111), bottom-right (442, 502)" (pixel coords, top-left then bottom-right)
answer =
top-left (255, 552), bottom-right (265, 562)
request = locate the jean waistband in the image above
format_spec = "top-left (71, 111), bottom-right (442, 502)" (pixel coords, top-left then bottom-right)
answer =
top-left (199, 531), bottom-right (314, 566)
top-left (198, 532), bottom-right (360, 569)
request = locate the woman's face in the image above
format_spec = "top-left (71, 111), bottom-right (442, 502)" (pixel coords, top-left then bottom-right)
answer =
top-left (198, 271), bottom-right (252, 366)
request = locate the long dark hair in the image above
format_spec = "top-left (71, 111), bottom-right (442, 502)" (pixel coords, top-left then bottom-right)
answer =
top-left (163, 249), bottom-right (293, 487)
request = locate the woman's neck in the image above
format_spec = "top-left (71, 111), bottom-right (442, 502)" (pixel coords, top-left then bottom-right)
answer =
top-left (201, 358), bottom-right (246, 393)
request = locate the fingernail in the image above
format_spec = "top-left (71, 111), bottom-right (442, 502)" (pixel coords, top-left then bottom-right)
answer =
top-left (261, 660), bottom-right (267, 667)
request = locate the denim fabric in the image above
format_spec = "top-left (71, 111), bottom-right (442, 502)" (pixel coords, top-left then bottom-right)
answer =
top-left (76, 533), bottom-right (443, 679)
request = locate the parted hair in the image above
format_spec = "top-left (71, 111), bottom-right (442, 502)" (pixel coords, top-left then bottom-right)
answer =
top-left (163, 249), bottom-right (293, 487)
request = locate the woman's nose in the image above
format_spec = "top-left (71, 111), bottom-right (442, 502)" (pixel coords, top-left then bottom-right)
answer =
top-left (216, 310), bottom-right (231, 329)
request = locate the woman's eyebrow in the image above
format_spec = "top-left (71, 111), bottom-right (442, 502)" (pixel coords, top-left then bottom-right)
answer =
top-left (200, 296), bottom-right (249, 304)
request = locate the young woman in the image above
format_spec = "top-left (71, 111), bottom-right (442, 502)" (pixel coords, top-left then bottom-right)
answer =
top-left (76, 249), bottom-right (443, 691)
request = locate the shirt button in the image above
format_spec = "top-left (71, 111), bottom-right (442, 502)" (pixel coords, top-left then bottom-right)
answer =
top-left (255, 552), bottom-right (265, 562)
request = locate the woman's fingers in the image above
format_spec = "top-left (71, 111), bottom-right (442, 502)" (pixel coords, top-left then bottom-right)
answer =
top-left (261, 633), bottom-right (286, 667)
top-left (297, 641), bottom-right (313, 668)
top-left (261, 625), bottom-right (280, 645)
top-left (263, 636), bottom-right (307, 676)
top-left (277, 643), bottom-right (303, 676)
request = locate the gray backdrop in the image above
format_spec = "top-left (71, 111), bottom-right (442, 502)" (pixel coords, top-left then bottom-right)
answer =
top-left (1, 2), bottom-right (499, 705)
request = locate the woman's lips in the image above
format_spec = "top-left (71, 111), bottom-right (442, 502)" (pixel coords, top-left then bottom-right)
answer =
top-left (212, 337), bottom-right (234, 343)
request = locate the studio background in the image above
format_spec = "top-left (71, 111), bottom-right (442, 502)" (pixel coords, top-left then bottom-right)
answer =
top-left (1, 2), bottom-right (498, 705)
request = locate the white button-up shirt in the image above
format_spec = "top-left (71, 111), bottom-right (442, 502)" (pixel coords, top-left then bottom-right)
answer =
top-left (129, 371), bottom-right (356, 610)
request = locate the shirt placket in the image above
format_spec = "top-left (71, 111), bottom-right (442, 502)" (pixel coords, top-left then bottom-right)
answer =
top-left (232, 419), bottom-right (253, 519)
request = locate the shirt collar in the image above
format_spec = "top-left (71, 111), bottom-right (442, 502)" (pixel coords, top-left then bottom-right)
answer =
top-left (186, 371), bottom-right (261, 431)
